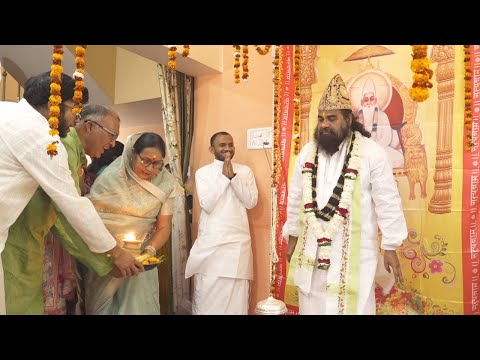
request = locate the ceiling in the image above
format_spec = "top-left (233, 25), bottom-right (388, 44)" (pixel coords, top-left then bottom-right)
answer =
top-left (0, 45), bottom-right (112, 106)
top-left (112, 97), bottom-right (163, 128)
top-left (119, 45), bottom-right (221, 77)
top-left (0, 45), bottom-right (215, 129)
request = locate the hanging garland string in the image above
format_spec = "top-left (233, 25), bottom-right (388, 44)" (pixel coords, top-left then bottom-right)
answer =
top-left (255, 45), bottom-right (272, 55)
top-left (233, 45), bottom-right (241, 84)
top-left (293, 45), bottom-right (301, 155)
top-left (409, 45), bottom-right (434, 102)
top-left (465, 45), bottom-right (473, 151)
top-left (242, 45), bottom-right (249, 81)
top-left (168, 46), bottom-right (177, 70)
top-left (72, 45), bottom-right (86, 117)
top-left (272, 46), bottom-right (282, 187)
top-left (47, 45), bottom-right (64, 158)
top-left (272, 45), bottom-right (282, 294)
top-left (167, 45), bottom-right (190, 70)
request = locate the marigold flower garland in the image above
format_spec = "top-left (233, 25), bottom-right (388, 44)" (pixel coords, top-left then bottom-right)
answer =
top-left (409, 45), bottom-right (434, 102)
top-left (47, 45), bottom-right (64, 158)
top-left (233, 45), bottom-right (276, 84)
top-left (168, 46), bottom-right (177, 70)
top-left (233, 45), bottom-right (241, 84)
top-left (293, 45), bottom-right (301, 155)
top-left (242, 45), bottom-right (249, 81)
top-left (167, 45), bottom-right (190, 70)
top-left (272, 45), bottom-right (282, 294)
top-left (465, 45), bottom-right (473, 151)
top-left (72, 46), bottom-right (86, 117)
top-left (302, 131), bottom-right (361, 270)
top-left (255, 45), bottom-right (272, 55)
top-left (272, 46), bottom-right (281, 187)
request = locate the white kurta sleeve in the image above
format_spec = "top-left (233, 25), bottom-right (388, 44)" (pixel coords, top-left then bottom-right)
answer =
top-left (195, 167), bottom-right (231, 214)
top-left (376, 112), bottom-right (393, 149)
top-left (230, 166), bottom-right (258, 209)
top-left (17, 142), bottom-right (117, 253)
top-left (284, 144), bottom-right (308, 238)
top-left (369, 145), bottom-right (408, 250)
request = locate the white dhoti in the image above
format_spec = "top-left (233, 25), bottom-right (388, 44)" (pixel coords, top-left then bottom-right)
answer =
top-left (298, 266), bottom-right (376, 315)
top-left (192, 274), bottom-right (249, 315)
top-left (298, 266), bottom-right (327, 315)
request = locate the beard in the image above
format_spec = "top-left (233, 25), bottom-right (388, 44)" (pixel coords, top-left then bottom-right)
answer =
top-left (58, 107), bottom-right (70, 138)
top-left (58, 117), bottom-right (70, 138)
top-left (361, 106), bottom-right (376, 129)
top-left (314, 125), bottom-right (349, 155)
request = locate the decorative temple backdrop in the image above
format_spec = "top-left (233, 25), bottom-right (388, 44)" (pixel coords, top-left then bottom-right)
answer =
top-left (274, 45), bottom-right (477, 314)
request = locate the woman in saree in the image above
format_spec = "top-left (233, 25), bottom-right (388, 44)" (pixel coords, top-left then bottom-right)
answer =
top-left (84, 132), bottom-right (181, 315)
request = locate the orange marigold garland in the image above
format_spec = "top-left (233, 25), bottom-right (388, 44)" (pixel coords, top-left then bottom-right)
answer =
top-left (272, 45), bottom-right (281, 188)
top-left (168, 46), bottom-right (177, 70)
top-left (47, 45), bottom-right (64, 158)
top-left (242, 45), bottom-right (249, 81)
top-left (293, 45), bottom-right (301, 155)
top-left (72, 45), bottom-right (87, 118)
top-left (167, 45), bottom-right (190, 70)
top-left (255, 45), bottom-right (272, 55)
top-left (409, 45), bottom-right (434, 102)
top-left (272, 45), bottom-right (282, 294)
top-left (465, 45), bottom-right (473, 151)
top-left (233, 45), bottom-right (241, 84)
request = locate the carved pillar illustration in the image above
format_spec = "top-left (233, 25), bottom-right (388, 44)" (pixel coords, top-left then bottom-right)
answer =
top-left (428, 45), bottom-right (455, 214)
top-left (299, 45), bottom-right (318, 148)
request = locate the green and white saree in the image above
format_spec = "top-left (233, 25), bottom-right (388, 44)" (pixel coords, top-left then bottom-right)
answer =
top-left (84, 133), bottom-right (181, 315)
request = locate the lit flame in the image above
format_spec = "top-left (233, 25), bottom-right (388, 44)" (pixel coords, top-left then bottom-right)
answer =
top-left (123, 232), bottom-right (136, 241)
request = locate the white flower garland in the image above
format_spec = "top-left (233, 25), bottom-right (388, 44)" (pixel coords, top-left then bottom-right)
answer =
top-left (302, 131), bottom-right (362, 270)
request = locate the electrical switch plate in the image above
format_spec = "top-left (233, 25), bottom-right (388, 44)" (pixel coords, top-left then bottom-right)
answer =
top-left (247, 127), bottom-right (273, 150)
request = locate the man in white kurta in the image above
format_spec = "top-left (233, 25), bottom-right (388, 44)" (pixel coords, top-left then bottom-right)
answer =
top-left (185, 132), bottom-right (258, 315)
top-left (284, 74), bottom-right (407, 315)
top-left (0, 72), bottom-right (141, 315)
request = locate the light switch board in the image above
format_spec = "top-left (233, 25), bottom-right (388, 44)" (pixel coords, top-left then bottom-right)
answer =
top-left (247, 127), bottom-right (273, 149)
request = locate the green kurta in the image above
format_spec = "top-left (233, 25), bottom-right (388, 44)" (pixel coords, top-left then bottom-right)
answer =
top-left (2, 128), bottom-right (113, 314)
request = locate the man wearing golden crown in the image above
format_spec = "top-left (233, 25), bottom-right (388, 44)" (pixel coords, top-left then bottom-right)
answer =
top-left (284, 74), bottom-right (407, 315)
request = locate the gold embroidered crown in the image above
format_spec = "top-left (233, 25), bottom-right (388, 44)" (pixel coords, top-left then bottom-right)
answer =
top-left (318, 74), bottom-right (352, 111)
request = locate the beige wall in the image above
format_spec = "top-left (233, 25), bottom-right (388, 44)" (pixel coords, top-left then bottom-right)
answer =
top-left (1, 70), bottom-right (23, 102)
top-left (65, 45), bottom-right (117, 102)
top-left (191, 45), bottom-right (273, 313)
top-left (118, 124), bottom-right (165, 144)
top-left (186, 45), bottom-right (223, 72)
top-left (115, 48), bottom-right (160, 104)
top-left (82, 45), bottom-right (117, 102)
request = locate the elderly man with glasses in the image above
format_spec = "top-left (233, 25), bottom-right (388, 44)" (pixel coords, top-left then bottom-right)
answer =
top-left (78, 106), bottom-right (120, 158)
top-left (2, 102), bottom-right (142, 315)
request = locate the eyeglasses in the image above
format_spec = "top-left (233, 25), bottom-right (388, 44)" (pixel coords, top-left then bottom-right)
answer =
top-left (138, 155), bottom-right (164, 170)
top-left (87, 120), bottom-right (118, 141)
top-left (62, 103), bottom-right (81, 120)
